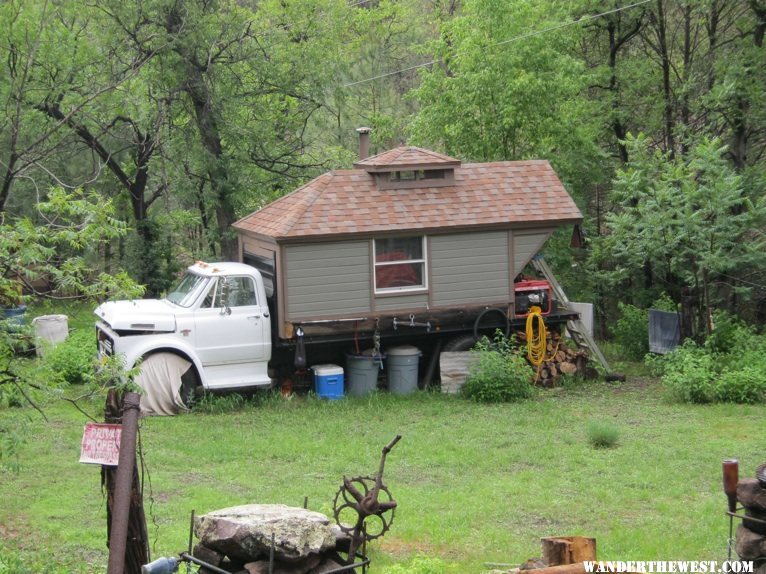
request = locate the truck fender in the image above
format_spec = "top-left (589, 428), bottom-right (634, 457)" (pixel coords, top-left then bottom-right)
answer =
top-left (118, 337), bottom-right (208, 390)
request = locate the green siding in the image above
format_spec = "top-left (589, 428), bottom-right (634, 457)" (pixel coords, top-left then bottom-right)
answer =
top-left (375, 292), bottom-right (429, 311)
top-left (285, 242), bottom-right (371, 318)
top-left (431, 232), bottom-right (510, 306)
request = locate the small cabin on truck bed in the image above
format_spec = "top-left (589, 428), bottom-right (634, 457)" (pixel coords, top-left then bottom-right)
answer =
top-left (233, 144), bottom-right (582, 360)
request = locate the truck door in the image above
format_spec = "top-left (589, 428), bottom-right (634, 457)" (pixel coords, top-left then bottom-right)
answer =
top-left (193, 276), bottom-right (269, 365)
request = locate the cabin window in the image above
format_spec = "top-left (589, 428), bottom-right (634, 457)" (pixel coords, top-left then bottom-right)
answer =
top-left (374, 237), bottom-right (427, 293)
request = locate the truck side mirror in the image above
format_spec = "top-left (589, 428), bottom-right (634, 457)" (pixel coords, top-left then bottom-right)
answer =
top-left (219, 278), bottom-right (231, 315)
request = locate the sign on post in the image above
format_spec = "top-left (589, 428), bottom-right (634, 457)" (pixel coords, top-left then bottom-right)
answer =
top-left (79, 422), bottom-right (122, 466)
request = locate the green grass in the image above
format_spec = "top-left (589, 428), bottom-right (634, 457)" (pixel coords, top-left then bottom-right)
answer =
top-left (0, 379), bottom-right (763, 573)
top-left (586, 419), bottom-right (620, 449)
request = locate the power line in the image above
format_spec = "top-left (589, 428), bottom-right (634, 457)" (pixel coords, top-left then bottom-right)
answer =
top-left (342, 0), bottom-right (652, 88)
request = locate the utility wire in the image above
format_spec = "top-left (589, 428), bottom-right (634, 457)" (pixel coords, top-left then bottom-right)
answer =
top-left (718, 273), bottom-right (766, 291)
top-left (342, 0), bottom-right (652, 88)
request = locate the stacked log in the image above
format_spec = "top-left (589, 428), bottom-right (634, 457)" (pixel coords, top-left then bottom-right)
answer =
top-left (515, 330), bottom-right (593, 387)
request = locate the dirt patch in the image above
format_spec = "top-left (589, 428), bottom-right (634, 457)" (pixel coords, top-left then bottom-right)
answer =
top-left (379, 537), bottom-right (439, 557)
top-left (0, 513), bottom-right (32, 541)
top-left (605, 376), bottom-right (659, 394)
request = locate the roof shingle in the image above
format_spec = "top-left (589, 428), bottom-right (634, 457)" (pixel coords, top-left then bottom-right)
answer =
top-left (234, 157), bottom-right (582, 241)
top-left (353, 146), bottom-right (461, 171)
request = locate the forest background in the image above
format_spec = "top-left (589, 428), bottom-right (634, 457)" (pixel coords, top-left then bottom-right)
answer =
top-left (1, 0), bottom-right (765, 338)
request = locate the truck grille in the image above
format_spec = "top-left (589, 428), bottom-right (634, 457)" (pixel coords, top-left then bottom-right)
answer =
top-left (96, 327), bottom-right (114, 356)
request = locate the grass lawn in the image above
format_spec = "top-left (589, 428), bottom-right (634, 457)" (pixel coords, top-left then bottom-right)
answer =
top-left (0, 377), bottom-right (763, 573)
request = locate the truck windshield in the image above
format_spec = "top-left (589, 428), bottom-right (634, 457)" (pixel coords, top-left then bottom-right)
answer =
top-left (165, 272), bottom-right (209, 307)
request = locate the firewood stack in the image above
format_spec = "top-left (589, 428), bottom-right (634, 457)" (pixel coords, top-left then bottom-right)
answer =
top-left (515, 330), bottom-right (593, 387)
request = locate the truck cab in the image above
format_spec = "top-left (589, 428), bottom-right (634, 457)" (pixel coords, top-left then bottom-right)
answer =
top-left (95, 261), bottom-right (273, 390)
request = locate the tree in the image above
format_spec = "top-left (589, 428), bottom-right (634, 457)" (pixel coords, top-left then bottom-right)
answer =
top-left (592, 134), bottom-right (766, 337)
top-left (0, 186), bottom-right (142, 419)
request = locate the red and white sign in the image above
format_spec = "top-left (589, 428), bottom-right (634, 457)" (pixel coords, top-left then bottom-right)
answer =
top-left (79, 422), bottom-right (122, 466)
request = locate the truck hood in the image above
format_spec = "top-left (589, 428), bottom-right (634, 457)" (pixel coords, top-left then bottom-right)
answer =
top-left (94, 299), bottom-right (177, 333)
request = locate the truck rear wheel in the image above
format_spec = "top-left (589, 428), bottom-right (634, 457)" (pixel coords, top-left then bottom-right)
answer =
top-left (442, 334), bottom-right (478, 352)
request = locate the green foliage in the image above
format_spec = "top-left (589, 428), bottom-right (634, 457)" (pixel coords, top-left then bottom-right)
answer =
top-left (611, 303), bottom-right (649, 361)
top-left (611, 294), bottom-right (677, 361)
top-left (660, 341), bottom-right (718, 403)
top-left (593, 136), bottom-right (766, 333)
top-left (704, 312), bottom-right (756, 356)
top-left (586, 420), bottom-right (620, 449)
top-left (39, 329), bottom-right (95, 387)
top-left (660, 321), bottom-right (766, 404)
top-left (0, 422), bottom-right (24, 472)
top-left (0, 187), bottom-right (141, 424)
top-left (462, 332), bottom-right (535, 403)
top-left (714, 367), bottom-right (766, 404)
top-left (0, 541), bottom-right (72, 574)
top-left (0, 187), bottom-right (142, 305)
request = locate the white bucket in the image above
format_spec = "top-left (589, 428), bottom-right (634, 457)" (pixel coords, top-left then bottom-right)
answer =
top-left (32, 314), bottom-right (69, 356)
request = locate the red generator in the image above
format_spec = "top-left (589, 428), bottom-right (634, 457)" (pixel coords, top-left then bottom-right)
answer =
top-left (514, 279), bottom-right (553, 318)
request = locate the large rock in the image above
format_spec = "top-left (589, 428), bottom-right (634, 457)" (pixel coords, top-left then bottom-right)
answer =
top-left (739, 479), bottom-right (766, 513)
top-left (735, 524), bottom-right (766, 560)
top-left (195, 504), bottom-right (336, 563)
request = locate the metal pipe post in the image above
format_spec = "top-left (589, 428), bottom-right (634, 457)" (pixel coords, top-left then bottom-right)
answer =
top-left (107, 392), bottom-right (142, 574)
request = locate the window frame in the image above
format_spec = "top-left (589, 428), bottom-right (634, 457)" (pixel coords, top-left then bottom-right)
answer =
top-left (372, 236), bottom-right (428, 295)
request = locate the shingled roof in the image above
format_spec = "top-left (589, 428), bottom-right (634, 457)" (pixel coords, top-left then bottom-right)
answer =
top-left (233, 151), bottom-right (582, 241)
top-left (353, 146), bottom-right (461, 171)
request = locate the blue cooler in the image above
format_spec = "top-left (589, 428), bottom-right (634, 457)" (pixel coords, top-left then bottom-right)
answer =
top-left (313, 364), bottom-right (344, 400)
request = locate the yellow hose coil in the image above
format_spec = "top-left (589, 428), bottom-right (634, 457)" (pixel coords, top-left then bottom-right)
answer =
top-left (525, 305), bottom-right (547, 368)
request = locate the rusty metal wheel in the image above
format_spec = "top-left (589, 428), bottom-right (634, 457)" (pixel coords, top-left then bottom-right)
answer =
top-left (332, 476), bottom-right (395, 541)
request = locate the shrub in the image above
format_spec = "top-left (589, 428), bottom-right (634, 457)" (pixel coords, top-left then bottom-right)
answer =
top-left (658, 313), bottom-right (766, 405)
top-left (611, 302), bottom-right (649, 361)
top-left (586, 420), bottom-right (620, 449)
top-left (704, 312), bottom-right (757, 356)
top-left (40, 328), bottom-right (96, 386)
top-left (660, 341), bottom-right (717, 403)
top-left (714, 367), bottom-right (766, 404)
top-left (462, 332), bottom-right (535, 403)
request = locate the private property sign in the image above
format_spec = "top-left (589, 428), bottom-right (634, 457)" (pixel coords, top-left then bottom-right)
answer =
top-left (79, 422), bottom-right (121, 466)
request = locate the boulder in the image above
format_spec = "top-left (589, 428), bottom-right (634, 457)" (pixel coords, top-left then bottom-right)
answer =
top-left (193, 543), bottom-right (225, 566)
top-left (308, 557), bottom-right (347, 573)
top-left (739, 479), bottom-right (766, 513)
top-left (195, 504), bottom-right (336, 563)
top-left (735, 524), bottom-right (766, 560)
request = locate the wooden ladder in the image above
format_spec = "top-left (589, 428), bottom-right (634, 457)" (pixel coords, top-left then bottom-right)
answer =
top-left (530, 256), bottom-right (612, 373)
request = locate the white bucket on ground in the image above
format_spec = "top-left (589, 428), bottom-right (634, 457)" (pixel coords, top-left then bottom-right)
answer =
top-left (32, 314), bottom-right (69, 356)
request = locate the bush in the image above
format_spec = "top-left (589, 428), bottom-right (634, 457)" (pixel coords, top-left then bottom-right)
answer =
top-left (714, 367), bottom-right (766, 404)
top-left (586, 420), bottom-right (620, 449)
top-left (611, 302), bottom-right (649, 361)
top-left (660, 325), bottom-right (766, 404)
top-left (462, 332), bottom-right (535, 403)
top-left (660, 341), bottom-right (717, 403)
top-left (40, 328), bottom-right (96, 386)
